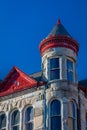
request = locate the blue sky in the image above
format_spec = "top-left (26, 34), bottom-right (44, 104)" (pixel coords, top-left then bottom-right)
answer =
top-left (0, 0), bottom-right (87, 80)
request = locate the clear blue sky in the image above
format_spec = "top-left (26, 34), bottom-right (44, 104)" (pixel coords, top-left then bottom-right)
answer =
top-left (0, 0), bottom-right (87, 80)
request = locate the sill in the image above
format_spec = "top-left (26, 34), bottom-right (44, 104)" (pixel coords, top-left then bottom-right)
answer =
top-left (48, 79), bottom-right (77, 86)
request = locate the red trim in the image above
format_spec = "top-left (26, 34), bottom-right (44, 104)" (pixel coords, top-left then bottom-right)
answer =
top-left (0, 66), bottom-right (46, 97)
top-left (39, 35), bottom-right (79, 55)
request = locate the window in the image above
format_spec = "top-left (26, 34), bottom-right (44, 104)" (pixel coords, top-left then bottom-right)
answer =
top-left (67, 59), bottom-right (74, 82)
top-left (25, 106), bottom-right (34, 130)
top-left (0, 113), bottom-right (6, 130)
top-left (11, 110), bottom-right (20, 130)
top-left (85, 113), bottom-right (87, 130)
top-left (68, 101), bottom-right (77, 130)
top-left (50, 58), bottom-right (60, 80)
top-left (50, 100), bottom-right (61, 130)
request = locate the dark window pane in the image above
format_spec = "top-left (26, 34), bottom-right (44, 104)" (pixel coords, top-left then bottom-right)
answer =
top-left (50, 58), bottom-right (59, 69)
top-left (51, 116), bottom-right (61, 130)
top-left (67, 71), bottom-right (73, 82)
top-left (11, 110), bottom-right (20, 125)
top-left (50, 69), bottom-right (60, 80)
top-left (71, 102), bottom-right (75, 118)
top-left (0, 114), bottom-right (6, 128)
top-left (86, 114), bottom-right (87, 127)
top-left (51, 100), bottom-right (61, 116)
top-left (25, 122), bottom-right (33, 130)
top-left (12, 126), bottom-right (19, 130)
top-left (25, 107), bottom-right (33, 122)
top-left (67, 60), bottom-right (73, 70)
top-left (73, 119), bottom-right (76, 130)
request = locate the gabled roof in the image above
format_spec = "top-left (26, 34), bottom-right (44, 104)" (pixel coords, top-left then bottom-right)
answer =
top-left (78, 79), bottom-right (87, 93)
top-left (0, 67), bottom-right (43, 97)
top-left (48, 19), bottom-right (71, 38)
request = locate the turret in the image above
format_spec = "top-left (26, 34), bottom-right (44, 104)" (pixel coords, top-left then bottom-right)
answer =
top-left (39, 19), bottom-right (79, 83)
top-left (39, 20), bottom-right (79, 130)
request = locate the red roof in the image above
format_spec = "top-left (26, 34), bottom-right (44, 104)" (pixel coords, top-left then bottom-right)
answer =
top-left (0, 66), bottom-right (45, 97)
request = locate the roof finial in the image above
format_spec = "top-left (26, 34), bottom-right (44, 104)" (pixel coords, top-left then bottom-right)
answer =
top-left (57, 19), bottom-right (61, 25)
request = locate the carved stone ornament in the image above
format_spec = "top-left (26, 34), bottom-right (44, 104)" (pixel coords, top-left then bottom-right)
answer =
top-left (0, 102), bottom-right (8, 112)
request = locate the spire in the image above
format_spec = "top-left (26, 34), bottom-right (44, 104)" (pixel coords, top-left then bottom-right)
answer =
top-left (48, 19), bottom-right (71, 37)
top-left (57, 19), bottom-right (61, 25)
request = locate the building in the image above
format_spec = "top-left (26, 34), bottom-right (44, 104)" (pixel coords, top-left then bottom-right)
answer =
top-left (0, 19), bottom-right (87, 130)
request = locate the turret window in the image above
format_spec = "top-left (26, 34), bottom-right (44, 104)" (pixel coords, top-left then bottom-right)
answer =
top-left (50, 100), bottom-right (61, 130)
top-left (67, 59), bottom-right (74, 82)
top-left (0, 113), bottom-right (6, 130)
top-left (50, 58), bottom-right (60, 80)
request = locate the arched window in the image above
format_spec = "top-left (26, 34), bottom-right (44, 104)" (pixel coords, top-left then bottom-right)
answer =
top-left (85, 113), bottom-right (87, 130)
top-left (50, 100), bottom-right (61, 130)
top-left (68, 101), bottom-right (77, 130)
top-left (25, 106), bottom-right (34, 130)
top-left (11, 110), bottom-right (20, 130)
top-left (0, 113), bottom-right (6, 130)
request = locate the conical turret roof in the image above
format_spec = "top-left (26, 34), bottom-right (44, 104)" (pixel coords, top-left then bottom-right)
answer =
top-left (39, 19), bottom-right (79, 55)
top-left (48, 19), bottom-right (71, 38)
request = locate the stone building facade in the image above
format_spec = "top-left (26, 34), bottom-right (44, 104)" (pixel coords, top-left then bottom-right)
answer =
top-left (0, 19), bottom-right (86, 130)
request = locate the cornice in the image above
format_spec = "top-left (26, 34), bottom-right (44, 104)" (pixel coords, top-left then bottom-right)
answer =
top-left (39, 35), bottom-right (79, 55)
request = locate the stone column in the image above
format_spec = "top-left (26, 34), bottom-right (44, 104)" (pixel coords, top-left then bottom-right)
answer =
top-left (20, 108), bottom-right (23, 130)
top-left (6, 111), bottom-right (9, 130)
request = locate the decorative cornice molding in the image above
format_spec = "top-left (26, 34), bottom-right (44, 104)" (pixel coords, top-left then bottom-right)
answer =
top-left (39, 35), bottom-right (79, 55)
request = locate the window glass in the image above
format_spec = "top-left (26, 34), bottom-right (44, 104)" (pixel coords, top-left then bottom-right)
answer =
top-left (50, 69), bottom-right (60, 80)
top-left (11, 110), bottom-right (20, 125)
top-left (25, 106), bottom-right (33, 122)
top-left (51, 100), bottom-right (61, 116)
top-left (67, 59), bottom-right (74, 82)
top-left (68, 101), bottom-right (76, 130)
top-left (67, 71), bottom-right (73, 82)
top-left (50, 58), bottom-right (60, 80)
top-left (50, 100), bottom-right (61, 130)
top-left (50, 58), bottom-right (59, 69)
top-left (51, 116), bottom-right (61, 130)
top-left (67, 60), bottom-right (73, 70)
top-left (25, 122), bottom-right (33, 130)
top-left (12, 126), bottom-right (19, 130)
top-left (11, 110), bottom-right (20, 130)
top-left (0, 113), bottom-right (6, 129)
top-left (86, 113), bottom-right (87, 130)
top-left (25, 106), bottom-right (33, 130)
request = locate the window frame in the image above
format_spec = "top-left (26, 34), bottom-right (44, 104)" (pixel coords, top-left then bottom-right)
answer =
top-left (0, 112), bottom-right (6, 130)
top-left (49, 99), bottom-right (61, 130)
top-left (68, 100), bottom-right (77, 130)
top-left (10, 109), bottom-right (20, 130)
top-left (23, 105), bottom-right (34, 130)
top-left (49, 57), bottom-right (61, 81)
